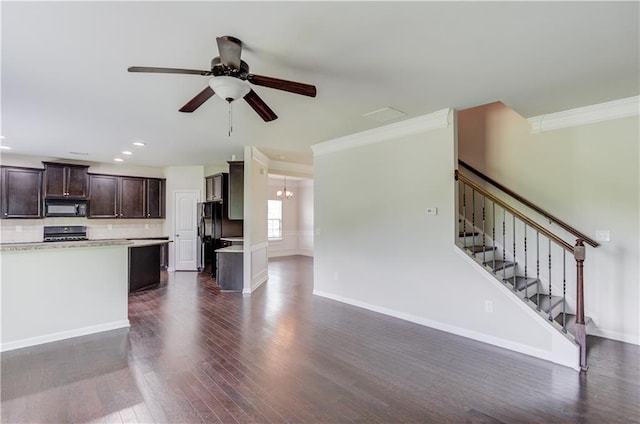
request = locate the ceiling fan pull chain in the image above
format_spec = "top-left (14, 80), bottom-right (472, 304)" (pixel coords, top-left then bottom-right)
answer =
top-left (228, 101), bottom-right (233, 137)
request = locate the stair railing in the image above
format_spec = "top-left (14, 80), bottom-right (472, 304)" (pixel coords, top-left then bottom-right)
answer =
top-left (455, 164), bottom-right (597, 372)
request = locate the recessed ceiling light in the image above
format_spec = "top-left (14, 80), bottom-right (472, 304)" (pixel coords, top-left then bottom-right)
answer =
top-left (69, 151), bottom-right (89, 156)
top-left (132, 141), bottom-right (146, 147)
top-left (0, 146), bottom-right (12, 150)
top-left (114, 158), bottom-right (124, 162)
top-left (0, 136), bottom-right (5, 139)
top-left (122, 150), bottom-right (133, 155)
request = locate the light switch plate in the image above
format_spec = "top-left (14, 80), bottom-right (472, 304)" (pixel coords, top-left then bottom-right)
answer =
top-left (426, 207), bottom-right (438, 216)
top-left (595, 230), bottom-right (610, 242)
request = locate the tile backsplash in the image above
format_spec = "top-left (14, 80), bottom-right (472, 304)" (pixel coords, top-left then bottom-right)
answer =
top-left (1, 218), bottom-right (165, 243)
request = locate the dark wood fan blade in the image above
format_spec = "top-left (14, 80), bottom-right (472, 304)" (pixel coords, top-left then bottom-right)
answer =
top-left (128, 66), bottom-right (211, 76)
top-left (243, 89), bottom-right (277, 122)
top-left (216, 36), bottom-right (242, 69)
top-left (247, 74), bottom-right (316, 97)
top-left (179, 87), bottom-right (215, 113)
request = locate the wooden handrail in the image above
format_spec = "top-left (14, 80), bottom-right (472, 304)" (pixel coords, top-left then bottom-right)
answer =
top-left (456, 170), bottom-right (575, 253)
top-left (458, 160), bottom-right (599, 248)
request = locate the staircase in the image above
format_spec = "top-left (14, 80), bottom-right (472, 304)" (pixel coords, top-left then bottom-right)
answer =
top-left (455, 161), bottom-right (599, 371)
top-left (457, 227), bottom-right (589, 339)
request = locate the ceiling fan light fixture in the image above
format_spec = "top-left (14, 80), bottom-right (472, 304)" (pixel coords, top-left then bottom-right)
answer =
top-left (209, 76), bottom-right (250, 102)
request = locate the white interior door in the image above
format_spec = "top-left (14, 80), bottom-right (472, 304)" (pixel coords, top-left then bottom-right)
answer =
top-left (174, 191), bottom-right (200, 271)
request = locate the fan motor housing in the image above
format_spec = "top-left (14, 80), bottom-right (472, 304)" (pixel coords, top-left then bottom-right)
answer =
top-left (211, 57), bottom-right (249, 79)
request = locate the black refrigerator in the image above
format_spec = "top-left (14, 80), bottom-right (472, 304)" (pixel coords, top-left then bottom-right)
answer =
top-left (197, 201), bottom-right (243, 275)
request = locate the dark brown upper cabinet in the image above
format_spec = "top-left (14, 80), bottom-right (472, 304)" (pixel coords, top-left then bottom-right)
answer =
top-left (88, 174), bottom-right (119, 218)
top-left (43, 162), bottom-right (89, 199)
top-left (119, 177), bottom-right (146, 218)
top-left (0, 166), bottom-right (43, 219)
top-left (145, 178), bottom-right (165, 218)
top-left (227, 161), bottom-right (244, 220)
top-left (205, 173), bottom-right (225, 202)
top-left (88, 173), bottom-right (165, 219)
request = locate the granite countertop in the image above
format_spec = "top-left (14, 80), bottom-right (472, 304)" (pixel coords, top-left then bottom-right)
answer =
top-left (0, 239), bottom-right (133, 252)
top-left (215, 245), bottom-right (244, 253)
top-left (220, 237), bottom-right (244, 242)
top-left (128, 239), bottom-right (173, 248)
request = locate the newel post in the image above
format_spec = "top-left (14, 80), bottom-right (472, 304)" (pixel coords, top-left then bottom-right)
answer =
top-left (574, 239), bottom-right (588, 371)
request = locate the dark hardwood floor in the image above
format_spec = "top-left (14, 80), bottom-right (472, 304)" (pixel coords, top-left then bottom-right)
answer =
top-left (2, 255), bottom-right (639, 423)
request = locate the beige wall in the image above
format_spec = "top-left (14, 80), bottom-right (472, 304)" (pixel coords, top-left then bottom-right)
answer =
top-left (458, 102), bottom-right (639, 344)
top-left (313, 111), bottom-right (578, 368)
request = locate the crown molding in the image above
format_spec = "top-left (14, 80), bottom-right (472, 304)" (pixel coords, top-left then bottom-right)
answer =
top-left (269, 160), bottom-right (313, 177)
top-left (312, 108), bottom-right (452, 157)
top-left (528, 96), bottom-right (639, 134)
top-left (250, 146), bottom-right (270, 167)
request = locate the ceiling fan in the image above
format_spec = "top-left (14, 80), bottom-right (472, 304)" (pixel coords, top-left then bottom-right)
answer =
top-left (128, 36), bottom-right (317, 122)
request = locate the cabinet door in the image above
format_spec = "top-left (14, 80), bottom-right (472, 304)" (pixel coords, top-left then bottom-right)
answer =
top-left (213, 173), bottom-right (224, 202)
top-left (43, 164), bottom-right (66, 198)
top-left (43, 163), bottom-right (89, 199)
top-left (146, 178), bottom-right (165, 218)
top-left (88, 174), bottom-right (119, 218)
top-left (1, 167), bottom-right (43, 218)
top-left (205, 176), bottom-right (214, 201)
top-left (66, 166), bottom-right (89, 198)
top-left (120, 177), bottom-right (146, 218)
top-left (227, 162), bottom-right (244, 220)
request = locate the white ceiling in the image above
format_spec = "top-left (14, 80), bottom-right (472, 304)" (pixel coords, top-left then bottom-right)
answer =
top-left (2, 1), bottom-right (638, 168)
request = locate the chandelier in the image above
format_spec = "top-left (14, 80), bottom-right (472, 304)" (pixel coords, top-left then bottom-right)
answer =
top-left (276, 176), bottom-right (294, 199)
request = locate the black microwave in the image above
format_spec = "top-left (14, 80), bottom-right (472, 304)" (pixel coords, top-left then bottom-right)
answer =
top-left (44, 199), bottom-right (88, 217)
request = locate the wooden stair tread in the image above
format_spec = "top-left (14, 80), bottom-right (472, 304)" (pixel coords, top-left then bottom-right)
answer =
top-left (483, 260), bottom-right (516, 271)
top-left (504, 276), bottom-right (538, 292)
top-left (554, 313), bottom-right (592, 335)
top-left (529, 294), bottom-right (564, 313)
top-left (466, 245), bottom-right (496, 253)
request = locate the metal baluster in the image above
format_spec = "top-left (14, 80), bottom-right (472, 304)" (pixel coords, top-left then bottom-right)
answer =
top-left (462, 183), bottom-right (467, 249)
top-left (524, 223), bottom-right (529, 302)
top-left (512, 214), bottom-right (517, 291)
top-left (548, 239), bottom-right (553, 321)
top-left (472, 189), bottom-right (476, 256)
top-left (482, 196), bottom-right (486, 264)
top-left (492, 202), bottom-right (496, 271)
top-left (536, 232), bottom-right (541, 311)
top-left (502, 209), bottom-right (506, 281)
top-left (562, 249), bottom-right (567, 333)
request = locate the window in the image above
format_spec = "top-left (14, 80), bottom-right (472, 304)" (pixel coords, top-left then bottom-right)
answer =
top-left (268, 200), bottom-right (282, 240)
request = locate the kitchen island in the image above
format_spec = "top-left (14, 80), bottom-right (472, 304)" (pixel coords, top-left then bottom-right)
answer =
top-left (216, 245), bottom-right (244, 291)
top-left (1, 239), bottom-right (131, 352)
top-left (128, 239), bottom-right (171, 292)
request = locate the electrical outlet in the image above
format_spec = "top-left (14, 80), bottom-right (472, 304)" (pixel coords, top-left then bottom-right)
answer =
top-left (107, 224), bottom-right (113, 230)
top-left (485, 300), bottom-right (494, 313)
top-left (333, 272), bottom-right (339, 281)
top-left (315, 227), bottom-right (321, 236)
top-left (426, 207), bottom-right (438, 216)
top-left (15, 225), bottom-right (22, 232)
top-left (145, 224), bottom-right (150, 229)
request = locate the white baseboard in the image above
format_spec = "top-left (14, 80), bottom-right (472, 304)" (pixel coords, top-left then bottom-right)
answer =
top-left (243, 274), bottom-right (268, 294)
top-left (592, 327), bottom-right (640, 345)
top-left (313, 290), bottom-right (578, 370)
top-left (0, 320), bottom-right (130, 352)
top-left (268, 249), bottom-right (314, 258)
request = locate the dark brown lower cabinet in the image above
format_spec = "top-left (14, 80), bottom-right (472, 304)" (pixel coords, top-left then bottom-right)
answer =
top-left (216, 250), bottom-right (244, 291)
top-left (128, 244), bottom-right (161, 292)
top-left (1, 166), bottom-right (43, 218)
